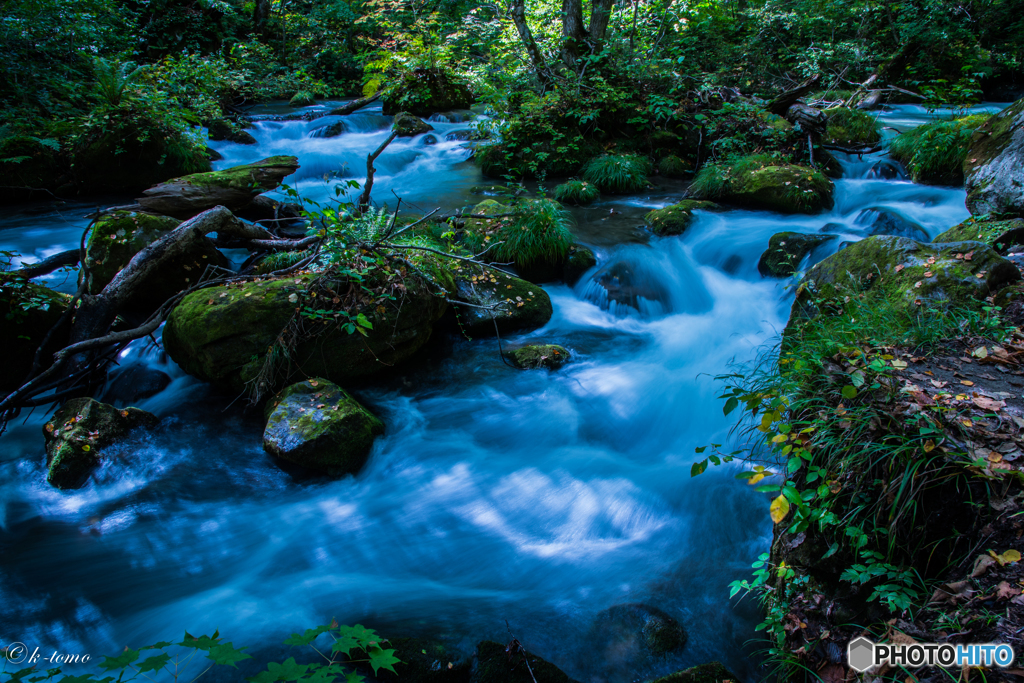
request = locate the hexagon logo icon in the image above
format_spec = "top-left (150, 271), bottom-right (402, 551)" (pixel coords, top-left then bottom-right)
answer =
top-left (847, 637), bottom-right (875, 672)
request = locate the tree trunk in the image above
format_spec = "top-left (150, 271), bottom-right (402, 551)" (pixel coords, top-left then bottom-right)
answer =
top-left (253, 0), bottom-right (271, 34)
top-left (588, 0), bottom-right (615, 50)
top-left (560, 0), bottom-right (588, 69)
top-left (509, 0), bottom-right (552, 86)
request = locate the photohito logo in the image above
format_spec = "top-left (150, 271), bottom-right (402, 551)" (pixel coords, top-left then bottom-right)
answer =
top-left (847, 637), bottom-right (1015, 672)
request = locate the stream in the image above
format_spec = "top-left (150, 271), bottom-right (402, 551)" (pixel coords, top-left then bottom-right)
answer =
top-left (0, 102), bottom-right (1005, 682)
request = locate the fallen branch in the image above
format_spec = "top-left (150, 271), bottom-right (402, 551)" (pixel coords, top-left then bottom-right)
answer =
top-left (359, 131), bottom-right (398, 212)
top-left (767, 74), bottom-right (821, 116)
top-left (329, 92), bottom-right (382, 116)
top-left (14, 249), bottom-right (80, 278)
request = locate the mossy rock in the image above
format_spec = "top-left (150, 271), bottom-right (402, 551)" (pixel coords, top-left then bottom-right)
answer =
top-left (650, 662), bottom-right (740, 683)
top-left (263, 378), bottom-right (383, 475)
top-left (206, 118), bottom-right (257, 145)
top-left (382, 68), bottom-right (473, 117)
top-left (0, 276), bottom-right (70, 393)
top-left (43, 398), bottom-right (158, 489)
top-left (823, 107), bottom-right (880, 146)
top-left (289, 91), bottom-right (316, 107)
top-left (589, 603), bottom-right (687, 658)
top-left (473, 641), bottom-right (577, 683)
top-left (163, 270), bottom-right (448, 394)
top-left (758, 232), bottom-right (835, 277)
top-left (460, 200), bottom-right (573, 281)
top-left (657, 155), bottom-right (690, 178)
top-left (563, 245), bottom-right (596, 285)
top-left (393, 112), bottom-right (434, 137)
top-left (451, 264), bottom-right (552, 337)
top-left (933, 217), bottom-right (1024, 252)
top-left (645, 200), bottom-right (717, 236)
top-left (378, 637), bottom-right (471, 683)
top-left (85, 210), bottom-right (229, 311)
top-left (690, 157), bottom-right (834, 214)
top-left (788, 236), bottom-right (1021, 334)
top-left (137, 156), bottom-right (300, 218)
top-left (964, 97), bottom-right (1024, 216)
top-left (504, 344), bottom-right (569, 370)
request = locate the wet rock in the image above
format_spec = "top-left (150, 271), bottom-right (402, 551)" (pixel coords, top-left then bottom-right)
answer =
top-left (758, 232), bottom-right (834, 277)
top-left (933, 217), bottom-right (1024, 252)
top-left (504, 344), bottom-right (570, 370)
top-left (206, 119), bottom-right (257, 145)
top-left (651, 662), bottom-right (740, 683)
top-left (451, 265), bottom-right (552, 337)
top-left (563, 246), bottom-right (596, 285)
top-left (137, 156), bottom-right (300, 219)
top-left (289, 90), bottom-right (316, 107)
top-left (856, 207), bottom-right (929, 240)
top-left (236, 195), bottom-right (304, 225)
top-left (310, 121), bottom-right (346, 138)
top-left (378, 637), bottom-right (471, 683)
top-left (0, 276), bottom-right (70, 393)
top-left (690, 158), bottom-right (834, 213)
top-left (423, 134), bottom-right (438, 145)
top-left (964, 97), bottom-right (1024, 217)
top-left (446, 130), bottom-right (474, 142)
top-left (84, 210), bottom-right (229, 311)
top-left (472, 640), bottom-right (577, 683)
top-left (163, 270), bottom-right (448, 393)
top-left (43, 398), bottom-right (158, 489)
top-left (591, 261), bottom-right (671, 312)
top-left (590, 603), bottom-right (688, 658)
top-left (263, 378), bottom-right (383, 476)
top-left (393, 112), bottom-right (434, 137)
top-left (102, 365), bottom-right (172, 404)
top-left (866, 160), bottom-right (903, 180)
top-left (645, 200), bottom-right (717, 236)
top-left (382, 68), bottom-right (473, 117)
top-left (205, 147), bottom-right (223, 161)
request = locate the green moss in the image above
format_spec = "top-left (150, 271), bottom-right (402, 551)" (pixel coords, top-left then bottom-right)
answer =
top-left (758, 232), bottom-right (834, 277)
top-left (645, 200), bottom-right (717, 236)
top-left (553, 180), bottom-right (599, 205)
top-left (888, 114), bottom-right (990, 184)
top-left (179, 155), bottom-right (299, 190)
top-left (823, 107), bottom-right (880, 146)
top-left (505, 344), bottom-right (569, 369)
top-left (289, 90), bottom-right (316, 107)
top-left (651, 662), bottom-right (740, 683)
top-left (381, 67), bottom-right (473, 117)
top-left (563, 245), bottom-right (596, 285)
top-left (690, 155), bottom-right (834, 213)
top-left (581, 154), bottom-right (650, 193)
top-left (964, 99), bottom-right (1024, 216)
top-left (0, 275), bottom-right (70, 393)
top-left (451, 264), bottom-right (552, 336)
top-left (393, 112), bottom-right (434, 137)
top-left (933, 217), bottom-right (1024, 250)
top-left (657, 155), bottom-right (690, 178)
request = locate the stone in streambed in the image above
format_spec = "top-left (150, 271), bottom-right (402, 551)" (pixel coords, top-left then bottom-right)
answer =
top-left (964, 97), bottom-right (1024, 217)
top-left (504, 344), bottom-right (570, 370)
top-left (43, 398), bottom-right (158, 489)
top-left (590, 603), bottom-right (687, 659)
top-left (206, 118), bottom-right (257, 145)
top-left (563, 245), bottom-right (596, 285)
top-left (651, 662), bottom-right (740, 683)
top-left (450, 264), bottom-right (552, 337)
top-left (473, 640), bottom-right (577, 683)
top-left (645, 200), bottom-right (717, 236)
top-left (263, 378), bottom-right (383, 476)
top-left (377, 637), bottom-right (471, 683)
top-left (758, 232), bottom-right (834, 277)
top-left (393, 112), bottom-right (434, 137)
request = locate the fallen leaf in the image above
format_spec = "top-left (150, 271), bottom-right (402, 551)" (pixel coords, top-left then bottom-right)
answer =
top-left (961, 380), bottom-right (975, 386)
top-left (972, 554), bottom-right (996, 577)
top-left (895, 264), bottom-right (906, 273)
top-left (989, 549), bottom-right (1022, 566)
top-left (891, 360), bottom-right (908, 369)
top-left (931, 380), bottom-right (948, 388)
top-left (973, 396), bottom-right (1005, 411)
top-left (996, 581), bottom-right (1021, 600)
top-left (924, 271), bottom-right (934, 277)
top-left (770, 494), bottom-right (790, 524)
top-left (973, 346), bottom-right (989, 359)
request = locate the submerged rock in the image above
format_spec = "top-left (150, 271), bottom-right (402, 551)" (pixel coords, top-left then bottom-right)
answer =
top-left (451, 264), bottom-right (552, 336)
top-left (504, 344), bottom-right (570, 370)
top-left (1, 275), bottom-right (70, 393)
top-left (933, 217), bottom-right (1024, 252)
top-left (645, 200), bottom-right (717, 236)
top-left (855, 207), bottom-right (928, 240)
top-left (263, 378), bottom-right (383, 475)
top-left (591, 260), bottom-right (671, 312)
top-left (85, 210), bottom-right (229, 310)
top-left (43, 398), bottom-right (158, 489)
top-left (378, 637), bottom-right (471, 683)
top-left (473, 640), bottom-right (577, 683)
top-left (137, 156), bottom-right (300, 218)
top-left (563, 245), bottom-right (596, 285)
top-left (758, 232), bottom-right (834, 277)
top-left (964, 97), bottom-right (1024, 216)
top-left (651, 662), bottom-right (740, 683)
top-left (590, 603), bottom-right (688, 658)
top-left (393, 112), bottom-right (434, 137)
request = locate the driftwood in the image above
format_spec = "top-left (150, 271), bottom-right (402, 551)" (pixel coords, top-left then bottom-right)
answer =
top-left (767, 75), bottom-right (821, 116)
top-left (358, 131), bottom-right (398, 212)
top-left (15, 249), bottom-right (81, 279)
top-left (329, 92), bottom-right (382, 116)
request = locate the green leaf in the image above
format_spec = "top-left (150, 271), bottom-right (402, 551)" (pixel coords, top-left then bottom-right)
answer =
top-left (207, 642), bottom-right (252, 668)
top-left (248, 658), bottom-right (310, 683)
top-left (135, 653), bottom-right (171, 674)
top-left (179, 632), bottom-right (221, 651)
top-left (723, 396), bottom-right (738, 416)
top-left (367, 647), bottom-right (400, 675)
top-left (283, 626), bottom-right (332, 647)
top-left (98, 649), bottom-right (140, 670)
top-left (690, 459), bottom-right (707, 477)
top-left (841, 385), bottom-right (858, 399)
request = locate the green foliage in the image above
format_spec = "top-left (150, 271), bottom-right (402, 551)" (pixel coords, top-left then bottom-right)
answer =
top-left (93, 57), bottom-right (147, 107)
top-left (888, 114), bottom-right (990, 184)
top-left (823, 108), bottom-right (880, 146)
top-left (581, 154), bottom-right (651, 194)
top-left (553, 180), bottom-right (599, 206)
top-left (497, 199), bottom-right (575, 269)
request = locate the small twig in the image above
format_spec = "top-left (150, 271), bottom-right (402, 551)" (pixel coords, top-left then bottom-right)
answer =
top-left (359, 130), bottom-right (398, 212)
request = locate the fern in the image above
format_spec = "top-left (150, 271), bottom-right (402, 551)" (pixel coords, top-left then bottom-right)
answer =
top-left (888, 114), bottom-right (989, 184)
top-left (93, 57), bottom-right (146, 106)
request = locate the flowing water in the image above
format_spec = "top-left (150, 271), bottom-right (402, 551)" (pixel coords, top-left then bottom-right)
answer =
top-left (0, 100), bottom-right (1006, 682)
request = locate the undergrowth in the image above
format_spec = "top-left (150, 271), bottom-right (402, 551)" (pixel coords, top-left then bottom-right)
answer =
top-left (823, 107), bottom-right (880, 147)
top-left (553, 179), bottom-right (600, 205)
top-left (887, 114), bottom-right (990, 185)
top-left (581, 154), bottom-right (651, 193)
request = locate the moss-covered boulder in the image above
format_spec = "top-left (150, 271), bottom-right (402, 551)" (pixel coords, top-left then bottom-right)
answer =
top-left (206, 119), bottom-right (257, 145)
top-left (84, 210), bottom-right (229, 310)
top-left (689, 157), bottom-right (834, 213)
top-left (163, 270), bottom-right (448, 394)
top-left (451, 264), bottom-right (552, 337)
top-left (504, 344), bottom-right (569, 370)
top-left (650, 662), bottom-right (739, 683)
top-left (378, 637), bottom-right (471, 683)
top-left (263, 378), bottom-right (383, 475)
top-left (823, 107), bottom-right (880, 147)
top-left (933, 217), bottom-right (1024, 252)
top-left (473, 641), bottom-right (577, 683)
top-left (964, 98), bottom-right (1024, 216)
top-left (589, 603), bottom-right (687, 658)
top-left (758, 232), bottom-right (834, 277)
top-left (382, 68), bottom-right (473, 117)
top-left (1, 276), bottom-right (70, 393)
top-left (563, 245), bottom-right (596, 285)
top-left (137, 156), bottom-right (300, 219)
top-left (645, 200), bottom-right (717, 236)
top-left (289, 91), bottom-right (316, 107)
top-left (393, 112), bottom-right (434, 137)
top-left (788, 236), bottom-right (1021, 332)
top-left (43, 398), bottom-right (158, 489)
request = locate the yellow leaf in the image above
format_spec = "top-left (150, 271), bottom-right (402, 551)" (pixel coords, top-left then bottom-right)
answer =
top-left (973, 346), bottom-right (988, 358)
top-left (991, 549), bottom-right (1022, 566)
top-left (770, 494), bottom-right (790, 524)
top-left (923, 440), bottom-right (936, 453)
top-left (891, 360), bottom-right (908, 369)
top-left (749, 473), bottom-right (767, 485)
top-left (771, 434), bottom-right (787, 443)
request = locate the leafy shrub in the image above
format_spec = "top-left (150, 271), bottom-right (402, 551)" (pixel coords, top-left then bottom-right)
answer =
top-left (497, 199), bottom-right (575, 269)
top-left (582, 154), bottom-right (651, 193)
top-left (93, 57), bottom-right (146, 107)
top-left (553, 180), bottom-right (599, 205)
top-left (657, 155), bottom-right (689, 178)
top-left (823, 107), bottom-right (880, 146)
top-left (888, 114), bottom-right (990, 184)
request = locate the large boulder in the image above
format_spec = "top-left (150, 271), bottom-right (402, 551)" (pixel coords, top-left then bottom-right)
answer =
top-left (163, 270), bottom-right (448, 394)
top-left (964, 98), bottom-right (1024, 216)
top-left (563, 246), bottom-right (596, 286)
top-left (589, 603), bottom-right (687, 659)
top-left (382, 68), bottom-right (473, 117)
top-left (84, 210), bottom-right (229, 311)
top-left (758, 232), bottom-right (834, 277)
top-left (690, 157), bottom-right (834, 214)
top-left (263, 378), bottom-right (383, 476)
top-left (504, 344), bottom-right (570, 370)
top-left (136, 156), bottom-right (300, 219)
top-left (206, 119), bottom-right (257, 145)
top-left (43, 398), bottom-right (158, 489)
top-left (393, 112), bottom-right (434, 137)
top-left (1, 276), bottom-right (70, 393)
top-left (933, 217), bottom-right (1024, 252)
top-left (451, 264), bottom-right (552, 337)
top-left (788, 236), bottom-right (1021, 332)
top-left (472, 641), bottom-right (577, 683)
top-left (645, 200), bottom-right (717, 236)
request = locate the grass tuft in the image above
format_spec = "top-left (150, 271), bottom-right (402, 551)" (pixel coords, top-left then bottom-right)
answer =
top-left (553, 179), bottom-right (600, 205)
top-left (581, 154), bottom-right (651, 193)
top-left (887, 114), bottom-right (990, 184)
